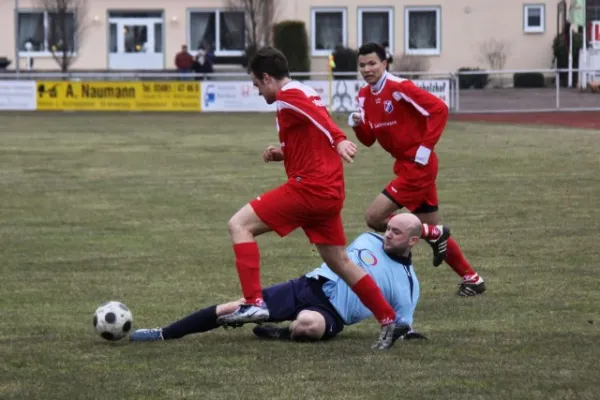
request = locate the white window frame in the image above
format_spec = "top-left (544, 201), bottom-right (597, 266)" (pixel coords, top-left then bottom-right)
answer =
top-left (357, 7), bottom-right (394, 52)
top-left (404, 6), bottom-right (441, 56)
top-left (310, 7), bottom-right (347, 57)
top-left (17, 9), bottom-right (76, 57)
top-left (523, 4), bottom-right (545, 33)
top-left (187, 8), bottom-right (246, 57)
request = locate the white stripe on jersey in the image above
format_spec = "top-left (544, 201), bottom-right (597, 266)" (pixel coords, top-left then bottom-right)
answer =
top-left (392, 91), bottom-right (430, 117)
top-left (276, 100), bottom-right (334, 144)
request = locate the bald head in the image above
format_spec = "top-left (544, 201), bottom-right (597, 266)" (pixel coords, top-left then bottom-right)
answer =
top-left (389, 213), bottom-right (422, 237)
top-left (382, 213), bottom-right (422, 257)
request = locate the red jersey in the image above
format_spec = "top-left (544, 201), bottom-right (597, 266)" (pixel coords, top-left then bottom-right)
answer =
top-left (352, 73), bottom-right (448, 188)
top-left (275, 81), bottom-right (348, 199)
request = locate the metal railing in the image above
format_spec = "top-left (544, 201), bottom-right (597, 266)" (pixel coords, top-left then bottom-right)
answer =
top-left (2, 68), bottom-right (599, 113)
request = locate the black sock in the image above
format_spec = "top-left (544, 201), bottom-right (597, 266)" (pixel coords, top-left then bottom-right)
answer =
top-left (161, 305), bottom-right (218, 340)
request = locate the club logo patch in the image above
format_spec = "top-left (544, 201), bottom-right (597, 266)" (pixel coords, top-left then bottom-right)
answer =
top-left (384, 100), bottom-right (393, 113)
top-left (358, 249), bottom-right (378, 267)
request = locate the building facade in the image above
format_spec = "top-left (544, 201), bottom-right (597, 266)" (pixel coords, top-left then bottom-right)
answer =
top-left (0, 0), bottom-right (598, 74)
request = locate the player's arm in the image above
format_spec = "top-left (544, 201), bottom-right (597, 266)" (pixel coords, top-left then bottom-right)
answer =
top-left (348, 97), bottom-right (376, 147)
top-left (392, 81), bottom-right (449, 166)
top-left (277, 89), bottom-right (356, 162)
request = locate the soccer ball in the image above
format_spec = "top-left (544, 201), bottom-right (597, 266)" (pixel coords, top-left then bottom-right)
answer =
top-left (93, 301), bottom-right (133, 341)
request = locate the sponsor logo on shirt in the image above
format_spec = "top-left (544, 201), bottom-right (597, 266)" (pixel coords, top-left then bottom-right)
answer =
top-left (358, 249), bottom-right (378, 267)
top-left (374, 121), bottom-right (398, 129)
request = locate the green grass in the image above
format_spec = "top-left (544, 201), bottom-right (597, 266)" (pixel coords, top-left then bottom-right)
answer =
top-left (0, 112), bottom-right (598, 400)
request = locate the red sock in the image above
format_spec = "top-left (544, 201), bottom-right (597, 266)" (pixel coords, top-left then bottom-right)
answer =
top-left (233, 242), bottom-right (263, 305)
top-left (351, 275), bottom-right (396, 325)
top-left (421, 223), bottom-right (441, 240)
top-left (445, 238), bottom-right (477, 279)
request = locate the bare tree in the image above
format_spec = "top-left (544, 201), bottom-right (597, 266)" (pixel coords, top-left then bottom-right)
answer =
top-left (37, 0), bottom-right (88, 72)
top-left (479, 38), bottom-right (510, 71)
top-left (392, 54), bottom-right (431, 79)
top-left (478, 38), bottom-right (510, 88)
top-left (227, 0), bottom-right (279, 52)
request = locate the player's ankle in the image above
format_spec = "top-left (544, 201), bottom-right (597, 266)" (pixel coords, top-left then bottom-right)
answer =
top-left (462, 273), bottom-right (480, 282)
top-left (422, 223), bottom-right (441, 240)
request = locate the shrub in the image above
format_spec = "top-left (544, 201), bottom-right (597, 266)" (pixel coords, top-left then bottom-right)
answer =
top-left (332, 46), bottom-right (358, 80)
top-left (552, 31), bottom-right (582, 87)
top-left (457, 67), bottom-right (489, 89)
top-left (273, 21), bottom-right (310, 80)
top-left (513, 72), bottom-right (546, 88)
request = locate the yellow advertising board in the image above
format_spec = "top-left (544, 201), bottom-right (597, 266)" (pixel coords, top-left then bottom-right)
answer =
top-left (36, 81), bottom-right (201, 111)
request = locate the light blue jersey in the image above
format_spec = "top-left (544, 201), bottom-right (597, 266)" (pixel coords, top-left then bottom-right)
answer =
top-left (305, 232), bottom-right (419, 327)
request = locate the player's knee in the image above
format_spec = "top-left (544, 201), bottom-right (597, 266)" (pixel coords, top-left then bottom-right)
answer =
top-left (290, 312), bottom-right (324, 341)
top-left (317, 245), bottom-right (348, 271)
top-left (291, 323), bottom-right (322, 341)
top-left (365, 209), bottom-right (385, 231)
top-left (227, 215), bottom-right (245, 238)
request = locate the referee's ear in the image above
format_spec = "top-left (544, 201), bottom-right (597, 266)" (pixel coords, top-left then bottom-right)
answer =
top-left (408, 235), bottom-right (420, 248)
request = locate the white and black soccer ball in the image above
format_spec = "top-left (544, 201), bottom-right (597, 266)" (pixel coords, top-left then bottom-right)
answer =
top-left (93, 301), bottom-right (133, 341)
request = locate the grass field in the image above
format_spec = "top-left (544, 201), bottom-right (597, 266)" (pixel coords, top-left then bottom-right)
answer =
top-left (0, 112), bottom-right (599, 400)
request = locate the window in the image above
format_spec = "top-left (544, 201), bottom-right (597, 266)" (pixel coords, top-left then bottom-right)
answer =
top-left (524, 5), bottom-right (545, 33)
top-left (358, 8), bottom-right (393, 51)
top-left (311, 8), bottom-right (347, 56)
top-left (188, 10), bottom-right (245, 55)
top-left (404, 7), bottom-right (441, 56)
top-left (17, 11), bottom-right (75, 54)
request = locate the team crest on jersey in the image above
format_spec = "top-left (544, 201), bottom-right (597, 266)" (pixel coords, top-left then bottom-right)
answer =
top-left (358, 249), bottom-right (378, 267)
top-left (384, 100), bottom-right (394, 113)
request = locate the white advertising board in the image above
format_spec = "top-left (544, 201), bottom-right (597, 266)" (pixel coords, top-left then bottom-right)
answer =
top-left (201, 79), bottom-right (450, 112)
top-left (0, 80), bottom-right (37, 110)
top-left (326, 79), bottom-right (451, 112)
top-left (201, 81), bottom-right (275, 112)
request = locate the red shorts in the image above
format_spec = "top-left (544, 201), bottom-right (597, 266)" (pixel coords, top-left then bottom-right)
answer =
top-left (383, 177), bottom-right (439, 213)
top-left (250, 182), bottom-right (346, 246)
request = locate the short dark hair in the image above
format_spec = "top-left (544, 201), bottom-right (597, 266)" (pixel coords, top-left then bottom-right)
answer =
top-left (358, 42), bottom-right (387, 62)
top-left (249, 47), bottom-right (290, 80)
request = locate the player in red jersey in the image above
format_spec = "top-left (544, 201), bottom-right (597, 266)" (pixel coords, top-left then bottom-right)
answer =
top-left (217, 47), bottom-right (398, 349)
top-left (348, 43), bottom-right (485, 296)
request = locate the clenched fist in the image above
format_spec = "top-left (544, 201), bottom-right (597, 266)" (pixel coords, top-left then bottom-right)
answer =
top-left (263, 145), bottom-right (284, 162)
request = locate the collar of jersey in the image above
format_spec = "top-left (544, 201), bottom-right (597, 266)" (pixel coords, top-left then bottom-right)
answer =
top-left (370, 71), bottom-right (389, 95)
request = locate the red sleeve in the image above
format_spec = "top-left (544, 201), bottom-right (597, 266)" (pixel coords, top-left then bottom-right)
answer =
top-left (352, 92), bottom-right (376, 147)
top-left (277, 88), bottom-right (347, 147)
top-left (392, 80), bottom-right (448, 150)
top-left (352, 124), bottom-right (375, 147)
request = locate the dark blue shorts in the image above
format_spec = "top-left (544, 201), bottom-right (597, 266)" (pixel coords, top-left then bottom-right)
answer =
top-left (262, 276), bottom-right (345, 340)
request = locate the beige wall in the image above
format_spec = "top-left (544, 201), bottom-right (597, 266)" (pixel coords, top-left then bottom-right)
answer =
top-left (0, 0), bottom-right (229, 71)
top-left (0, 0), bottom-right (560, 73)
top-left (300, 0), bottom-right (559, 74)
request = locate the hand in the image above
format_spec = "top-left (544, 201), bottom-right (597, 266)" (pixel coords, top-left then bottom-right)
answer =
top-left (263, 145), bottom-right (284, 162)
top-left (337, 140), bottom-right (357, 163)
top-left (348, 112), bottom-right (361, 127)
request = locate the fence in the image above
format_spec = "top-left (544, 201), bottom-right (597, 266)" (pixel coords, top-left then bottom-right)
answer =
top-left (1, 68), bottom-right (599, 113)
